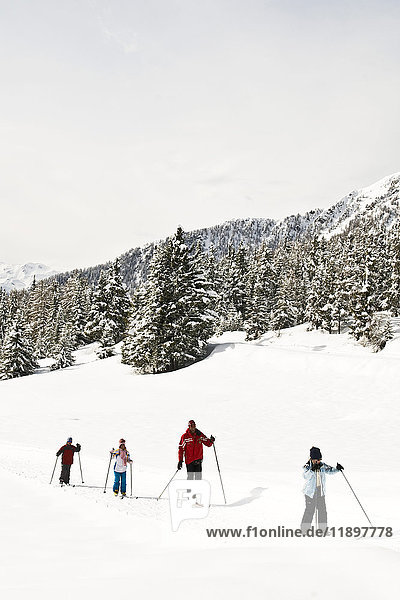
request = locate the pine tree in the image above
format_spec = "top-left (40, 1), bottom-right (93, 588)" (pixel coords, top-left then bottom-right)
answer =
top-left (96, 322), bottom-right (116, 359)
top-left (245, 244), bottom-right (276, 340)
top-left (60, 273), bottom-right (90, 349)
top-left (369, 313), bottom-right (393, 352)
top-left (50, 325), bottom-right (75, 370)
top-left (0, 312), bottom-right (38, 379)
top-left (106, 260), bottom-right (131, 343)
top-left (0, 288), bottom-right (9, 345)
top-left (85, 261), bottom-right (131, 345)
top-left (123, 227), bottom-right (216, 373)
top-left (270, 274), bottom-right (297, 332)
top-left (348, 266), bottom-right (375, 341)
top-left (388, 224), bottom-right (400, 315)
top-left (229, 244), bottom-right (249, 324)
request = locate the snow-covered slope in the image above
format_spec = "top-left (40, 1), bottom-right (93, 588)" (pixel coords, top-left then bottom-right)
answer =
top-left (0, 325), bottom-right (399, 598)
top-left (0, 262), bottom-right (58, 292)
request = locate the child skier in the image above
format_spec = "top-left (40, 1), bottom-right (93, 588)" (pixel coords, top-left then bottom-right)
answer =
top-left (110, 439), bottom-right (132, 497)
top-left (301, 446), bottom-right (343, 534)
top-left (56, 437), bottom-right (81, 485)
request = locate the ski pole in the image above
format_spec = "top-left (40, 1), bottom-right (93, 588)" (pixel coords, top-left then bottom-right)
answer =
top-left (50, 455), bottom-right (59, 484)
top-left (157, 469), bottom-right (179, 500)
top-left (78, 451), bottom-right (84, 483)
top-left (213, 441), bottom-right (227, 504)
top-left (130, 462), bottom-right (133, 497)
top-left (104, 449), bottom-right (114, 493)
top-left (340, 470), bottom-right (373, 525)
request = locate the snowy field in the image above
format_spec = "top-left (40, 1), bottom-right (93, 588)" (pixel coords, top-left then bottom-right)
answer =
top-left (1, 324), bottom-right (400, 600)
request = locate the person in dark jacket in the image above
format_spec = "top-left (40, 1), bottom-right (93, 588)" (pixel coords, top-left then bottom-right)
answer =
top-left (56, 437), bottom-right (81, 485)
top-left (177, 420), bottom-right (215, 480)
top-left (301, 446), bottom-right (343, 534)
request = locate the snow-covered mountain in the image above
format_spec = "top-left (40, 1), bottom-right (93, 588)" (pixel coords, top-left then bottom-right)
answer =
top-left (316, 171), bottom-right (400, 238)
top-left (0, 262), bottom-right (58, 292)
top-left (12, 172), bottom-right (400, 293)
top-left (64, 172), bottom-right (400, 292)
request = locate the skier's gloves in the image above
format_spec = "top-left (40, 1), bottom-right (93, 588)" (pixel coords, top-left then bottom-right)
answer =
top-left (210, 435), bottom-right (215, 443)
top-left (76, 444), bottom-right (81, 451)
top-left (177, 460), bottom-right (183, 470)
top-left (336, 463), bottom-right (344, 471)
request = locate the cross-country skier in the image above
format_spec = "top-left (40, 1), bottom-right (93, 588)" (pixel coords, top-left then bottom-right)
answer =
top-left (301, 446), bottom-right (343, 534)
top-left (56, 437), bottom-right (81, 485)
top-left (110, 439), bottom-right (132, 497)
top-left (177, 420), bottom-right (215, 480)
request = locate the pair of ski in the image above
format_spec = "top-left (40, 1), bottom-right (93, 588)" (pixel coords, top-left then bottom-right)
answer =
top-left (71, 484), bottom-right (163, 499)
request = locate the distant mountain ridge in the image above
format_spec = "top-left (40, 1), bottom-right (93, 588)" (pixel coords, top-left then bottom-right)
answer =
top-left (0, 263), bottom-right (58, 292)
top-left (3, 172), bottom-right (400, 293)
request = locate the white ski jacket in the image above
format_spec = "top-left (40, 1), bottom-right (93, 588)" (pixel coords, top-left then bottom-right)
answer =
top-left (303, 462), bottom-right (339, 497)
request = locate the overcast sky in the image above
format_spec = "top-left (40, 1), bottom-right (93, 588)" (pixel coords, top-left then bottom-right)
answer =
top-left (1, 0), bottom-right (399, 271)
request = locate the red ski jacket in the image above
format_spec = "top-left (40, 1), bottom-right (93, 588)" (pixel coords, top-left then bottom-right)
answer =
top-left (56, 444), bottom-right (80, 465)
top-left (178, 428), bottom-right (213, 464)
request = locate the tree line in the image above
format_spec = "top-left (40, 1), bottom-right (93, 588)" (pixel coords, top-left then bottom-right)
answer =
top-left (1, 217), bottom-right (399, 379)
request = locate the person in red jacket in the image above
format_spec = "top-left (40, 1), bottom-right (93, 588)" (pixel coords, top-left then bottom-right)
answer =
top-left (177, 419), bottom-right (215, 480)
top-left (56, 437), bottom-right (81, 485)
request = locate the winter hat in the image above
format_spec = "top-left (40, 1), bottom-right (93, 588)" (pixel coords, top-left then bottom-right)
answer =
top-left (310, 446), bottom-right (322, 460)
top-left (188, 420), bottom-right (196, 426)
top-left (67, 437), bottom-right (72, 443)
top-left (119, 438), bottom-right (126, 444)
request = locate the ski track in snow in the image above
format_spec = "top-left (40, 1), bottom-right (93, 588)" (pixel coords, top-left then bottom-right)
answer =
top-left (1, 325), bottom-right (400, 599)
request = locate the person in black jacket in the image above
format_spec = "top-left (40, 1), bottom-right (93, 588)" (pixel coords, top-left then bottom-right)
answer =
top-left (56, 437), bottom-right (81, 485)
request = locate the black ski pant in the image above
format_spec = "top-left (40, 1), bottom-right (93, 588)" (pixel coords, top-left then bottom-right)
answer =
top-left (301, 487), bottom-right (327, 533)
top-left (186, 460), bottom-right (202, 480)
top-left (60, 464), bottom-right (72, 484)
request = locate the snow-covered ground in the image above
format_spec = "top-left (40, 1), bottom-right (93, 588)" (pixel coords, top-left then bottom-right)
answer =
top-left (1, 324), bottom-right (399, 599)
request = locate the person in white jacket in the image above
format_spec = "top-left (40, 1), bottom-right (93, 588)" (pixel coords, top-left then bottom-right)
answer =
top-left (301, 446), bottom-right (343, 534)
top-left (110, 439), bottom-right (132, 497)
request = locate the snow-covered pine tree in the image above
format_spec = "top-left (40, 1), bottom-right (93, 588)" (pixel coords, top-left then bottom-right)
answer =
top-left (204, 243), bottom-right (221, 316)
top-left (50, 325), bottom-right (75, 370)
top-left (305, 239), bottom-right (329, 330)
top-left (106, 260), bottom-right (131, 343)
top-left (348, 265), bottom-right (376, 341)
top-left (213, 243), bottom-right (240, 333)
top-left (27, 278), bottom-right (51, 358)
top-left (388, 223), bottom-right (400, 316)
top-left (85, 271), bottom-right (110, 343)
top-left (369, 313), bottom-right (393, 352)
top-left (123, 227), bottom-right (216, 374)
top-left (96, 322), bottom-right (116, 359)
top-left (245, 276), bottom-right (270, 340)
top-left (245, 244), bottom-right (276, 340)
top-left (0, 311), bottom-right (38, 379)
top-left (85, 261), bottom-right (131, 345)
top-left (229, 244), bottom-right (250, 325)
top-left (42, 281), bottom-right (63, 357)
top-left (270, 273), bottom-right (297, 332)
top-left (0, 287), bottom-right (9, 345)
top-left (60, 273), bottom-right (92, 349)
top-left (289, 244), bottom-right (309, 325)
